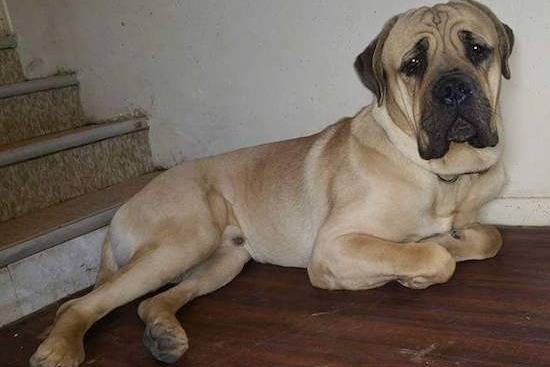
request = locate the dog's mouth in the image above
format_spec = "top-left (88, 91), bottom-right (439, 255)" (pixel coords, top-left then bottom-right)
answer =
top-left (418, 112), bottom-right (497, 160)
top-left (447, 117), bottom-right (476, 143)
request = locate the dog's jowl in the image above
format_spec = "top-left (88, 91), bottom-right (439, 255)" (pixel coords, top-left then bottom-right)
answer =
top-left (30, 1), bottom-right (513, 366)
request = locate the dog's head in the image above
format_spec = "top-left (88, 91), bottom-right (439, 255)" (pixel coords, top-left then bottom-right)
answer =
top-left (355, 0), bottom-right (514, 172)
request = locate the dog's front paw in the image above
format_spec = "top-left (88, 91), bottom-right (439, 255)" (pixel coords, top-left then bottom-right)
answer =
top-left (399, 243), bottom-right (456, 289)
top-left (30, 336), bottom-right (84, 367)
top-left (143, 316), bottom-right (189, 364)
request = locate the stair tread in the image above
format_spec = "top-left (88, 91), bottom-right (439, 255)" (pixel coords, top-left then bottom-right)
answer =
top-left (0, 117), bottom-right (148, 167)
top-left (0, 171), bottom-right (160, 253)
top-left (0, 73), bottom-right (78, 99)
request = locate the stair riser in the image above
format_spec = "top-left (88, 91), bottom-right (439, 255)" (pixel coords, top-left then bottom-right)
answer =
top-left (0, 48), bottom-right (24, 85)
top-left (0, 86), bottom-right (84, 145)
top-left (0, 227), bottom-right (105, 327)
top-left (0, 131), bottom-right (154, 221)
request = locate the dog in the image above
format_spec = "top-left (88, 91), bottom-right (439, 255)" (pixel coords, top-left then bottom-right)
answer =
top-left (30, 1), bottom-right (513, 365)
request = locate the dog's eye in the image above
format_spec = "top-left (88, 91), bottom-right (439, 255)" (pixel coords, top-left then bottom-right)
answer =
top-left (459, 31), bottom-right (493, 66)
top-left (401, 55), bottom-right (426, 77)
top-left (401, 38), bottom-right (428, 78)
top-left (402, 58), bottom-right (421, 75)
top-left (467, 43), bottom-right (492, 64)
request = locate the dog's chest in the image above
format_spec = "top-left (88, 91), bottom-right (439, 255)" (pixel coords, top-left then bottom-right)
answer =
top-left (364, 176), bottom-right (476, 242)
top-left (416, 181), bottom-right (470, 238)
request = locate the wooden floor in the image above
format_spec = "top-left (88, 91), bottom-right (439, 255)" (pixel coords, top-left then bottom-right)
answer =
top-left (1, 227), bottom-right (550, 366)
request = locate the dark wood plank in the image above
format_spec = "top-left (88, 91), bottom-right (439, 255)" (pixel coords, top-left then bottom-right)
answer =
top-left (1, 227), bottom-right (549, 366)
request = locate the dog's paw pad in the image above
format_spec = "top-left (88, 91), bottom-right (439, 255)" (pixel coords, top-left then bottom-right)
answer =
top-left (144, 319), bottom-right (189, 363)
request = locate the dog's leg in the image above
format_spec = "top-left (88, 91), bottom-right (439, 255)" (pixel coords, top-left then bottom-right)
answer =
top-left (34, 233), bottom-right (119, 342)
top-left (422, 224), bottom-right (502, 262)
top-left (30, 233), bottom-right (219, 367)
top-left (94, 230), bottom-right (119, 288)
top-left (138, 241), bottom-right (251, 363)
top-left (308, 233), bottom-right (456, 290)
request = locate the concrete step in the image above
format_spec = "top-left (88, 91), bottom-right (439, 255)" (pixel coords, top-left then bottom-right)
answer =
top-left (0, 75), bottom-right (84, 145)
top-left (0, 34), bottom-right (24, 86)
top-left (0, 124), bottom-right (155, 222)
top-left (0, 172), bottom-right (160, 326)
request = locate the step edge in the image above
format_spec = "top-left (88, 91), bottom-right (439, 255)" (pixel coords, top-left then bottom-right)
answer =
top-left (0, 33), bottom-right (17, 49)
top-left (0, 206), bottom-right (118, 268)
top-left (0, 73), bottom-right (78, 99)
top-left (0, 118), bottom-right (149, 167)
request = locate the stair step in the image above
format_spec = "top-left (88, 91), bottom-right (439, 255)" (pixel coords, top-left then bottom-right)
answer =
top-left (0, 84), bottom-right (84, 145)
top-left (0, 73), bottom-right (78, 99)
top-left (0, 172), bottom-right (160, 267)
top-left (0, 34), bottom-right (24, 86)
top-left (0, 118), bottom-right (148, 167)
top-left (0, 129), bottom-right (154, 221)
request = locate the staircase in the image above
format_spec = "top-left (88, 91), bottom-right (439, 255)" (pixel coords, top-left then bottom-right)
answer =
top-left (0, 34), bottom-right (159, 326)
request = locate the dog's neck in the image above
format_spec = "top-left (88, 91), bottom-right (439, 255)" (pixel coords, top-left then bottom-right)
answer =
top-left (367, 104), bottom-right (503, 178)
top-left (436, 169), bottom-right (490, 184)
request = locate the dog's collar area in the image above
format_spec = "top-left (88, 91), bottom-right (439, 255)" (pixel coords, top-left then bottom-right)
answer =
top-left (437, 174), bottom-right (460, 183)
top-left (436, 168), bottom-right (490, 184)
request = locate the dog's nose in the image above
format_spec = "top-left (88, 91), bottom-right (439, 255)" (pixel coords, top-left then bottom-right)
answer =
top-left (433, 74), bottom-right (474, 106)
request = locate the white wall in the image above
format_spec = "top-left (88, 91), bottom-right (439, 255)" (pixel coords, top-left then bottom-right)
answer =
top-left (7, 0), bottom-right (550, 225)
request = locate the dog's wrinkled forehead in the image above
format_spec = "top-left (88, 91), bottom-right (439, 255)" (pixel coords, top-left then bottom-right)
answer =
top-left (382, 2), bottom-right (499, 65)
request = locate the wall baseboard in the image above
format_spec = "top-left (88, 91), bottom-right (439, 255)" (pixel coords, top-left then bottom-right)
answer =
top-left (480, 198), bottom-right (550, 226)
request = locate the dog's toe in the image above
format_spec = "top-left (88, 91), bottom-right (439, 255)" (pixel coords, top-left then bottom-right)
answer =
top-left (143, 318), bottom-right (189, 364)
top-left (30, 337), bottom-right (84, 367)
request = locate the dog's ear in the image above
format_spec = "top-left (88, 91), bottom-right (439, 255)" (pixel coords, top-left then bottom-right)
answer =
top-left (464, 0), bottom-right (515, 79)
top-left (354, 16), bottom-right (399, 106)
top-left (500, 23), bottom-right (515, 79)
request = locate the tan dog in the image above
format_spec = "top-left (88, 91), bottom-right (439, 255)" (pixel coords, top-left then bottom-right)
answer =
top-left (31, 1), bottom-right (513, 366)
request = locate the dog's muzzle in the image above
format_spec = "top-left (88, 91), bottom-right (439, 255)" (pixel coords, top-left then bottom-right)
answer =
top-left (433, 73), bottom-right (478, 143)
top-left (419, 72), bottom-right (497, 160)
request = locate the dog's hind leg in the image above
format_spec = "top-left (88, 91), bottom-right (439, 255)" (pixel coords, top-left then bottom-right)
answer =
top-left (30, 225), bottom-right (220, 367)
top-left (94, 229), bottom-right (119, 288)
top-left (138, 226), bottom-right (251, 364)
top-left (33, 232), bottom-right (120, 342)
